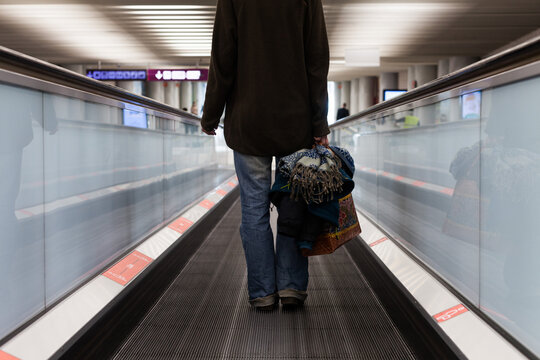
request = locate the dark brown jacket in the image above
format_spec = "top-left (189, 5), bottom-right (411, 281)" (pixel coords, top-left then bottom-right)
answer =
top-left (202, 0), bottom-right (330, 156)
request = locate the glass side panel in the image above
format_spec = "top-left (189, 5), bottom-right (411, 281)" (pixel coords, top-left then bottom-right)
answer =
top-left (0, 84), bottom-right (45, 340)
top-left (479, 76), bottom-right (540, 355)
top-left (43, 94), bottom-right (132, 303)
top-left (0, 76), bottom-right (234, 341)
top-left (163, 130), bottom-right (234, 221)
top-left (333, 71), bottom-right (540, 357)
top-left (335, 90), bottom-right (484, 304)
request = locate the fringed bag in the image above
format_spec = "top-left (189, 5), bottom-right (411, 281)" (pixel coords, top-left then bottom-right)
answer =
top-left (279, 145), bottom-right (343, 204)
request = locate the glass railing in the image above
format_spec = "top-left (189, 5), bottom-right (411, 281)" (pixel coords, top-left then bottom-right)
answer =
top-left (330, 47), bottom-right (540, 356)
top-left (0, 50), bottom-right (234, 341)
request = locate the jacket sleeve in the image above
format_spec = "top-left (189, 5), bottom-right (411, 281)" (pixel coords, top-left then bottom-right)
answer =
top-left (305, 0), bottom-right (330, 137)
top-left (201, 0), bottom-right (237, 132)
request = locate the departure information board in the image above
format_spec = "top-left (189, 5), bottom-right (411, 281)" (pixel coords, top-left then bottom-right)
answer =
top-left (86, 70), bottom-right (147, 81)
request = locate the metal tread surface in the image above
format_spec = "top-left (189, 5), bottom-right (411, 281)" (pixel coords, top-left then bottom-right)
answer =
top-left (112, 199), bottom-right (418, 359)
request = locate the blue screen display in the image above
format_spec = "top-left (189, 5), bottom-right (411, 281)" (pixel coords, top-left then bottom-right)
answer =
top-left (383, 89), bottom-right (407, 101)
top-left (123, 109), bottom-right (147, 129)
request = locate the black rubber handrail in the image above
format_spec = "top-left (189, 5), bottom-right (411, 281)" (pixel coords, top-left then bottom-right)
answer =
top-left (0, 46), bottom-right (201, 123)
top-left (330, 35), bottom-right (540, 128)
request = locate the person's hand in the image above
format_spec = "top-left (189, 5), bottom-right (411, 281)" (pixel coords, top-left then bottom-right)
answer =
top-left (202, 127), bottom-right (216, 136)
top-left (314, 135), bottom-right (329, 146)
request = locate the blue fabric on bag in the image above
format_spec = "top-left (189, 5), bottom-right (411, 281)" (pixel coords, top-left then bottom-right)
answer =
top-left (270, 146), bottom-right (355, 227)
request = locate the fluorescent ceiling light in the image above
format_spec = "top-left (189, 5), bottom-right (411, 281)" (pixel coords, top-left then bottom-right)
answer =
top-left (137, 16), bottom-right (214, 20)
top-left (115, 5), bottom-right (216, 10)
top-left (153, 33), bottom-right (212, 39)
top-left (345, 48), bottom-right (380, 67)
top-left (0, 4), bottom-right (157, 63)
top-left (141, 24), bottom-right (213, 29)
top-left (153, 36), bottom-right (212, 40)
top-left (149, 29), bottom-right (213, 33)
top-left (125, 11), bottom-right (213, 15)
top-left (138, 20), bottom-right (213, 24)
top-left (325, 2), bottom-right (470, 59)
top-left (161, 43), bottom-right (211, 48)
top-left (157, 39), bottom-right (211, 43)
top-left (174, 52), bottom-right (210, 57)
top-left (118, 4), bottom-right (218, 59)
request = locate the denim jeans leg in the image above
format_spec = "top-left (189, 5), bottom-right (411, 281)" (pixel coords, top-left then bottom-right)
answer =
top-left (276, 232), bottom-right (309, 292)
top-left (233, 151), bottom-right (276, 300)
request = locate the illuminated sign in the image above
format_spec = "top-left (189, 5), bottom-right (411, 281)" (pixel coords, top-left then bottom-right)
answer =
top-left (123, 104), bottom-right (147, 129)
top-left (147, 69), bottom-right (208, 82)
top-left (383, 89), bottom-right (407, 101)
top-left (86, 70), bottom-right (147, 81)
top-left (461, 91), bottom-right (482, 120)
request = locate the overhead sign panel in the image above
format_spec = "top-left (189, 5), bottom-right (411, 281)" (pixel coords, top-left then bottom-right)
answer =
top-left (86, 69), bottom-right (147, 81)
top-left (147, 69), bottom-right (208, 82)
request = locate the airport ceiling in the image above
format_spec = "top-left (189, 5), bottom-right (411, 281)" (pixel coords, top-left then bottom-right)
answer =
top-left (0, 0), bottom-right (539, 80)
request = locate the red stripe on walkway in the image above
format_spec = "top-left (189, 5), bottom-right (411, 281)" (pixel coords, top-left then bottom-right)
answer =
top-left (0, 351), bottom-right (20, 360)
top-left (199, 199), bottom-right (215, 209)
top-left (440, 188), bottom-right (454, 195)
top-left (168, 217), bottom-right (194, 234)
top-left (434, 304), bottom-right (468, 323)
top-left (369, 237), bottom-right (388, 247)
top-left (216, 189), bottom-right (228, 196)
top-left (103, 251), bottom-right (153, 286)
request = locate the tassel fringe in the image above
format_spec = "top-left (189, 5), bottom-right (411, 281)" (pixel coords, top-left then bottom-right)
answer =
top-left (289, 156), bottom-right (343, 204)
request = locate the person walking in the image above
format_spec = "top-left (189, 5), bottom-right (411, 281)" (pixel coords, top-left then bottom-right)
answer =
top-left (201, 0), bottom-right (330, 310)
top-left (336, 103), bottom-right (350, 120)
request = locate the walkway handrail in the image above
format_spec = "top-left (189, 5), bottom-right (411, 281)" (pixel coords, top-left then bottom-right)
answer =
top-left (0, 45), bottom-right (201, 123)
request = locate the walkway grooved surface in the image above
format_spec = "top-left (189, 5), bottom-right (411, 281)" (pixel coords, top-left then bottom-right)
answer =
top-left (113, 200), bottom-right (417, 360)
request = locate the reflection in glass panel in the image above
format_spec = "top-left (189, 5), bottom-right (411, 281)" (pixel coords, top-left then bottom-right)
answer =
top-left (0, 75), bottom-right (237, 340)
top-left (340, 92), bottom-right (482, 304)
top-left (163, 131), bottom-right (234, 221)
top-left (480, 76), bottom-right (540, 355)
top-left (0, 84), bottom-right (45, 339)
top-left (44, 94), bottom-right (126, 303)
top-left (350, 121), bottom-right (378, 217)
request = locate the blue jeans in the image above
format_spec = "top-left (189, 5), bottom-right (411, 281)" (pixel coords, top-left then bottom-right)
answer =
top-left (234, 151), bottom-right (308, 300)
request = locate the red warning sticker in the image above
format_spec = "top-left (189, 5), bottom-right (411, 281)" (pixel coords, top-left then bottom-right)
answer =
top-left (216, 189), bottom-right (228, 196)
top-left (199, 199), bottom-right (215, 209)
top-left (227, 181), bottom-right (236, 188)
top-left (441, 188), bottom-right (454, 196)
top-left (434, 304), bottom-right (468, 323)
top-left (0, 351), bottom-right (20, 360)
top-left (412, 180), bottom-right (426, 187)
top-left (103, 251), bottom-right (153, 286)
top-left (168, 217), bottom-right (193, 234)
top-left (394, 176), bottom-right (404, 181)
top-left (369, 237), bottom-right (388, 247)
